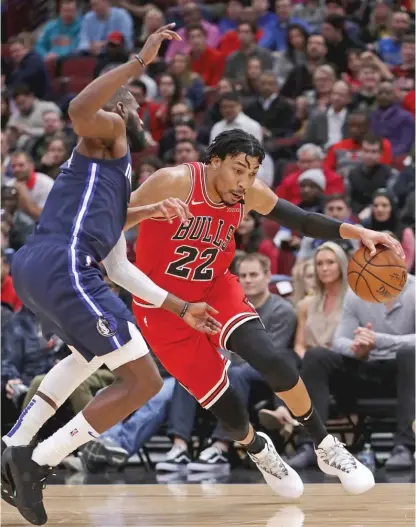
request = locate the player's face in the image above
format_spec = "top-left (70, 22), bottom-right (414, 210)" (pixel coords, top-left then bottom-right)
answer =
top-left (238, 260), bottom-right (270, 297)
top-left (315, 249), bottom-right (341, 285)
top-left (213, 153), bottom-right (260, 205)
top-left (372, 196), bottom-right (392, 222)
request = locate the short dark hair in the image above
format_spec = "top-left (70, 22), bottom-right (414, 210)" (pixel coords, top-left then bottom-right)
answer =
top-left (204, 129), bottom-right (265, 164)
top-left (175, 118), bottom-right (196, 129)
top-left (362, 133), bottom-right (383, 149)
top-left (324, 193), bottom-right (349, 207)
top-left (11, 150), bottom-right (34, 164)
top-left (12, 84), bottom-right (33, 98)
top-left (219, 91), bottom-right (241, 104)
top-left (139, 156), bottom-right (163, 171)
top-left (103, 86), bottom-right (136, 110)
top-left (324, 14), bottom-right (345, 30)
top-left (348, 110), bottom-right (369, 122)
top-left (237, 252), bottom-right (271, 275)
top-left (128, 79), bottom-right (147, 95)
top-left (175, 139), bottom-right (198, 149)
top-left (237, 20), bottom-right (257, 35)
top-left (186, 23), bottom-right (207, 37)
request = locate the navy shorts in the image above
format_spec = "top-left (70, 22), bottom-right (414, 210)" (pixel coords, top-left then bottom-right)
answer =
top-left (12, 241), bottom-right (135, 362)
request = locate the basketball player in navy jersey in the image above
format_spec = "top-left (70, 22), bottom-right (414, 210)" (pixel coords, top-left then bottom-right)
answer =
top-left (1, 26), bottom-right (221, 525)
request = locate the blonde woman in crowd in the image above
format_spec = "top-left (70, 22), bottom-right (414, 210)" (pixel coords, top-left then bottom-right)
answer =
top-left (294, 242), bottom-right (348, 358)
top-left (291, 259), bottom-right (315, 307)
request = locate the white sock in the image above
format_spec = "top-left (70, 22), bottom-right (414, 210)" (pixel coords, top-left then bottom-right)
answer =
top-left (32, 412), bottom-right (99, 467)
top-left (3, 396), bottom-right (55, 447)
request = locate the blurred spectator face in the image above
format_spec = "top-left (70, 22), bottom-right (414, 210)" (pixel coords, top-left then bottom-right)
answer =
top-left (401, 41), bottom-right (415, 65)
top-left (321, 22), bottom-right (341, 43)
top-left (347, 51), bottom-right (361, 75)
top-left (138, 163), bottom-right (157, 184)
top-left (324, 197), bottom-right (350, 221)
top-left (60, 0), bottom-right (77, 24)
top-left (241, 6), bottom-right (258, 25)
top-left (128, 83), bottom-right (146, 106)
top-left (358, 65), bottom-right (380, 91)
top-left (315, 248), bottom-right (341, 285)
top-left (297, 147), bottom-right (322, 171)
top-left (313, 67), bottom-right (335, 95)
top-left (299, 179), bottom-right (323, 203)
top-left (252, 0), bottom-right (268, 16)
top-left (187, 29), bottom-right (206, 54)
top-left (372, 195), bottom-right (392, 222)
top-left (145, 8), bottom-right (164, 32)
top-left (289, 27), bottom-right (306, 50)
top-left (217, 78), bottom-right (234, 95)
top-left (11, 153), bottom-right (33, 182)
top-left (330, 81), bottom-right (350, 110)
top-left (182, 4), bottom-right (201, 27)
top-left (237, 213), bottom-right (255, 236)
top-left (376, 82), bottom-right (395, 108)
top-left (307, 35), bottom-right (327, 60)
top-left (159, 75), bottom-right (175, 98)
top-left (175, 124), bottom-right (196, 142)
top-left (43, 111), bottom-right (62, 135)
top-left (9, 41), bottom-right (28, 64)
top-left (91, 0), bottom-right (110, 17)
top-left (14, 93), bottom-right (35, 115)
top-left (303, 261), bottom-right (315, 294)
top-left (391, 12), bottom-right (410, 38)
top-left (220, 98), bottom-right (242, 122)
top-left (373, 2), bottom-right (390, 25)
top-left (325, 1), bottom-right (344, 16)
top-left (1, 186), bottom-right (18, 214)
top-left (238, 259), bottom-right (270, 298)
top-left (227, 0), bottom-right (243, 20)
top-left (238, 23), bottom-right (256, 47)
top-left (47, 139), bottom-right (67, 165)
top-left (361, 140), bottom-right (381, 168)
top-left (348, 114), bottom-right (368, 142)
top-left (275, 0), bottom-right (292, 21)
top-left (259, 73), bottom-right (278, 98)
top-left (246, 57), bottom-right (263, 80)
top-left (171, 102), bottom-right (193, 123)
top-left (174, 141), bottom-right (199, 164)
top-left (171, 53), bottom-right (189, 76)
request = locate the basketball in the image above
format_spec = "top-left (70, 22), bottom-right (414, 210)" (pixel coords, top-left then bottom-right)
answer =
top-left (347, 245), bottom-right (408, 303)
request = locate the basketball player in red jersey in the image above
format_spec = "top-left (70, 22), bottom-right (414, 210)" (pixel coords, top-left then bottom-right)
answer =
top-left (126, 129), bottom-right (403, 497)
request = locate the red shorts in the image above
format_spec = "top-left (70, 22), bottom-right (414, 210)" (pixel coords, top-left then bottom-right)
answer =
top-left (132, 272), bottom-right (258, 409)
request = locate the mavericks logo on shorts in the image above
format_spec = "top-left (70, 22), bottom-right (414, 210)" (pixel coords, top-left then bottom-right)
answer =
top-left (97, 315), bottom-right (117, 338)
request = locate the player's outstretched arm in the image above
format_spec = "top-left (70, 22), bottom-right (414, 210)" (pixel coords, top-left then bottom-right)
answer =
top-left (68, 24), bottom-right (181, 140)
top-left (102, 234), bottom-right (221, 334)
top-left (248, 180), bottom-right (405, 259)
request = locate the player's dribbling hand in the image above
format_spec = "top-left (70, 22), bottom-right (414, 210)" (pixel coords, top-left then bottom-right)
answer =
top-left (183, 303), bottom-right (222, 335)
top-left (140, 24), bottom-right (182, 65)
top-left (359, 229), bottom-right (405, 259)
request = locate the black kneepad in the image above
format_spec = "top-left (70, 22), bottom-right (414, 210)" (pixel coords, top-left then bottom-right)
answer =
top-left (209, 386), bottom-right (250, 442)
top-left (228, 319), bottom-right (299, 393)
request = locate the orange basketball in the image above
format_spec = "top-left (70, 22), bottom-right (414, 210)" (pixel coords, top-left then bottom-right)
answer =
top-left (347, 245), bottom-right (408, 303)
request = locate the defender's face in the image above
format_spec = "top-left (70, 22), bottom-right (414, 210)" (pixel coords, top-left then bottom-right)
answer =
top-left (213, 153), bottom-right (260, 205)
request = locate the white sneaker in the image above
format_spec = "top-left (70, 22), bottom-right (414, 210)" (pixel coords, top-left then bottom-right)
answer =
top-left (155, 445), bottom-right (190, 472)
top-left (187, 446), bottom-right (230, 473)
top-left (247, 432), bottom-right (304, 499)
top-left (315, 435), bottom-right (375, 494)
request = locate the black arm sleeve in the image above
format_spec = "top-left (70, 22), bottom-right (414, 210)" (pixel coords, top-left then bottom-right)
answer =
top-left (267, 199), bottom-right (343, 240)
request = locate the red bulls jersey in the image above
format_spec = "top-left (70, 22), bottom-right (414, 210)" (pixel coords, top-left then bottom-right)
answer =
top-left (134, 162), bottom-right (244, 303)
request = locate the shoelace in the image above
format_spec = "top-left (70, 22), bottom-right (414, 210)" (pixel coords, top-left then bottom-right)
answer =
top-left (255, 449), bottom-right (288, 479)
top-left (320, 441), bottom-right (357, 473)
top-left (199, 446), bottom-right (223, 461)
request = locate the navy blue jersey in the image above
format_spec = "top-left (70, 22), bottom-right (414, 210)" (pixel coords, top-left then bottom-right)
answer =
top-left (33, 147), bottom-right (132, 262)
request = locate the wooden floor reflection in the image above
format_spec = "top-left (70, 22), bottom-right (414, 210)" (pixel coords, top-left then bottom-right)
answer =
top-left (1, 483), bottom-right (414, 526)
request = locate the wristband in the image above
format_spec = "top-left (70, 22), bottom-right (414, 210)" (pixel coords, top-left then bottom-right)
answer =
top-left (180, 302), bottom-right (189, 319)
top-left (135, 55), bottom-right (146, 69)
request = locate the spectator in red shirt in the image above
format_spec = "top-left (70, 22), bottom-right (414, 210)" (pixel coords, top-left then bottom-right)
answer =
top-left (275, 143), bottom-right (344, 205)
top-left (187, 24), bottom-right (225, 87)
top-left (1, 250), bottom-right (22, 312)
top-left (324, 111), bottom-right (392, 177)
top-left (219, 7), bottom-right (264, 56)
top-left (392, 35), bottom-right (415, 97)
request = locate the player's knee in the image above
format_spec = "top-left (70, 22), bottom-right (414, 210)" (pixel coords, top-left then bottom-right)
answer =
top-left (116, 358), bottom-right (163, 403)
top-left (209, 387), bottom-right (250, 442)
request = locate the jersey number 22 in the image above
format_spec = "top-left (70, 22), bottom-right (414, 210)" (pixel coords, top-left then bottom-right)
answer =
top-left (166, 246), bottom-right (218, 281)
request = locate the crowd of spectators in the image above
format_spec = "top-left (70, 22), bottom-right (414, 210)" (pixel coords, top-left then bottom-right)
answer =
top-left (1, 0), bottom-right (415, 479)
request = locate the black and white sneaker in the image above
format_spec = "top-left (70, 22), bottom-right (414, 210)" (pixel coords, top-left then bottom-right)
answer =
top-left (2, 445), bottom-right (52, 525)
top-left (155, 445), bottom-right (191, 472)
top-left (187, 446), bottom-right (230, 473)
top-left (82, 437), bottom-right (129, 473)
top-left (316, 435), bottom-right (375, 494)
top-left (1, 439), bottom-right (16, 508)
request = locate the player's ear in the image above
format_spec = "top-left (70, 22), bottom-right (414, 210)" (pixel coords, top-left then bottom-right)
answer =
top-left (116, 102), bottom-right (127, 119)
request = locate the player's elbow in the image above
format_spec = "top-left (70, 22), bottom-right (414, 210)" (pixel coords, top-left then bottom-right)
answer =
top-left (68, 100), bottom-right (88, 133)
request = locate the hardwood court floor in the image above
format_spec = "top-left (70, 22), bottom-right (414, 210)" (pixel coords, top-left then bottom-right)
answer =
top-left (1, 483), bottom-right (414, 527)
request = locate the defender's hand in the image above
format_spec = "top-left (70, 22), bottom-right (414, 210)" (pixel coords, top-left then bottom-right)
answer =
top-left (183, 303), bottom-right (222, 335)
top-left (140, 24), bottom-right (181, 65)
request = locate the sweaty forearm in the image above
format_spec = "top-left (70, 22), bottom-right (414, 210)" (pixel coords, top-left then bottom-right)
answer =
top-left (68, 58), bottom-right (143, 118)
top-left (267, 199), bottom-right (343, 239)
